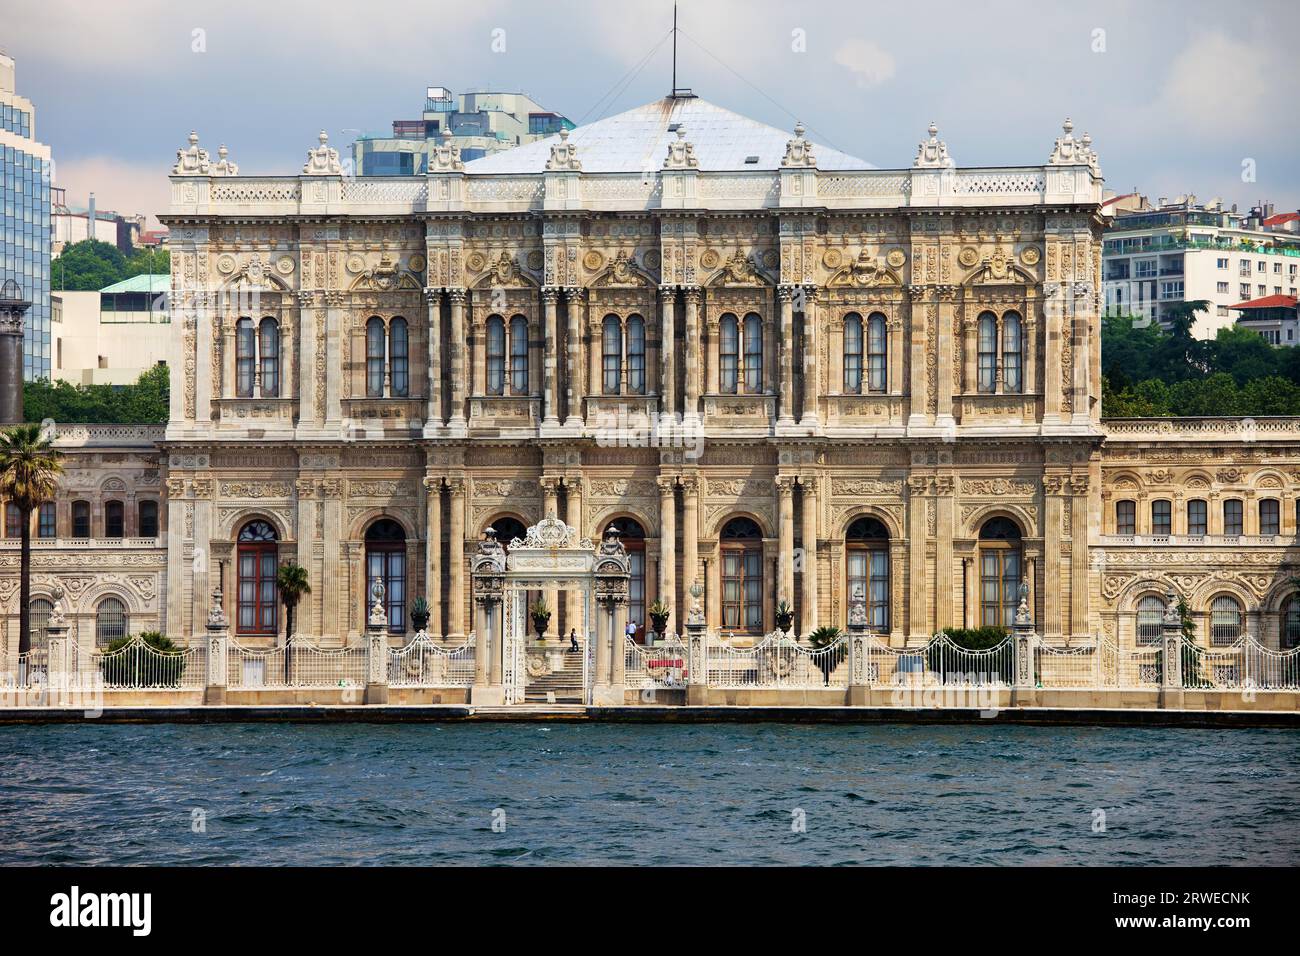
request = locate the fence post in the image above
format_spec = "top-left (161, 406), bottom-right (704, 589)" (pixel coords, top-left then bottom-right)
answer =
top-left (204, 581), bottom-right (229, 705)
top-left (846, 584), bottom-right (869, 706)
top-left (1012, 587), bottom-right (1035, 706)
top-left (685, 580), bottom-right (708, 706)
top-left (1160, 587), bottom-right (1184, 709)
top-left (364, 580), bottom-right (389, 705)
top-left (45, 602), bottom-right (70, 706)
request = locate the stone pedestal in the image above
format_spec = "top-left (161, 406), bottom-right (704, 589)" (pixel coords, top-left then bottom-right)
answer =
top-left (1012, 604), bottom-right (1036, 708)
top-left (1159, 590), bottom-right (1184, 710)
top-left (204, 584), bottom-right (230, 705)
top-left (364, 622), bottom-right (389, 705)
top-left (685, 582), bottom-right (708, 706)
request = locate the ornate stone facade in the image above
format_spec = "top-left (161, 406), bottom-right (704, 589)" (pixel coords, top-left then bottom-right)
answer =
top-left (8, 101), bottom-right (1277, 653)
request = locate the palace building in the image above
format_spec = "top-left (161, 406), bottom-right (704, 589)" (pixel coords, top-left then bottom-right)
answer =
top-left (6, 95), bottom-right (1300, 660)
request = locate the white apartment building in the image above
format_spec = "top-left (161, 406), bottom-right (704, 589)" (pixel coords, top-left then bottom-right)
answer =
top-left (1102, 195), bottom-right (1300, 340)
top-left (51, 274), bottom-right (170, 385)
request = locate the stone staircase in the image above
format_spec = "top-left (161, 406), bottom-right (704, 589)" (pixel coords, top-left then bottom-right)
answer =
top-left (525, 645), bottom-right (586, 703)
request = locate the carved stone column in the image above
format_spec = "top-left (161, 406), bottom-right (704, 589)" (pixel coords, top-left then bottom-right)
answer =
top-left (683, 287), bottom-right (701, 420)
top-left (1042, 285), bottom-right (1063, 423)
top-left (1070, 473), bottom-right (1091, 640)
top-left (907, 475), bottom-right (928, 641)
top-left (936, 285), bottom-right (957, 425)
top-left (660, 286), bottom-right (676, 418)
top-left (323, 290), bottom-right (345, 427)
top-left (906, 286), bottom-right (928, 426)
top-left (542, 287), bottom-right (560, 428)
top-left (565, 477), bottom-right (583, 633)
top-left (933, 475), bottom-right (954, 629)
top-left (777, 476), bottom-right (796, 607)
top-left (681, 475), bottom-right (700, 612)
top-left (800, 288), bottom-right (819, 427)
top-left (448, 289), bottom-right (467, 429)
top-left (564, 287), bottom-right (584, 427)
top-left (448, 477), bottom-right (467, 639)
top-left (799, 475), bottom-right (819, 633)
top-left (1042, 474), bottom-right (1065, 640)
top-left (423, 475), bottom-right (443, 639)
top-left (540, 475), bottom-right (562, 638)
top-left (423, 287), bottom-right (443, 428)
top-left (658, 476), bottom-right (677, 634)
top-left (777, 285), bottom-right (796, 425)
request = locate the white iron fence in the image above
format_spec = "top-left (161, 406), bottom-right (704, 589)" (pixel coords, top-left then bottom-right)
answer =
top-left (625, 634), bottom-right (689, 689)
top-left (389, 631), bottom-right (476, 687)
top-left (227, 636), bottom-right (367, 689)
top-left (90, 636), bottom-right (207, 690)
top-left (704, 633), bottom-right (853, 689)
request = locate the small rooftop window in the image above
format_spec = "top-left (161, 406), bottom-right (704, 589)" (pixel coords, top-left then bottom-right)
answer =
top-left (744, 155), bottom-right (760, 164)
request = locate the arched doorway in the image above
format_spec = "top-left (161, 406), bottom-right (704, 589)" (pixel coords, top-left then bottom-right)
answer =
top-left (845, 515), bottom-right (890, 632)
top-left (978, 517), bottom-right (1022, 629)
top-left (365, 519), bottom-right (407, 634)
top-left (606, 518), bottom-right (646, 641)
top-left (720, 517), bottom-right (764, 635)
top-left (236, 519), bottom-right (279, 636)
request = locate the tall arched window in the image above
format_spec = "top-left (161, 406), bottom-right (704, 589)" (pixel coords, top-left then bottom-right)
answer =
top-left (978, 517), bottom-right (1022, 628)
top-left (366, 316), bottom-right (386, 397)
top-left (235, 317), bottom-right (256, 397)
top-left (626, 315), bottom-right (646, 395)
top-left (95, 596), bottom-right (128, 646)
top-left (237, 519), bottom-right (279, 636)
top-left (743, 312), bottom-right (763, 393)
top-left (846, 516), bottom-right (890, 632)
top-left (602, 314), bottom-right (622, 394)
top-left (867, 313), bottom-right (887, 393)
top-left (1151, 499), bottom-right (1172, 535)
top-left (138, 500), bottom-right (159, 538)
top-left (1224, 498), bottom-right (1244, 536)
top-left (1116, 499), bottom-right (1136, 535)
top-left (1188, 498), bottom-right (1208, 536)
top-left (720, 517), bottom-right (764, 633)
top-left (842, 313), bottom-right (863, 393)
top-left (1260, 497), bottom-right (1280, 536)
top-left (366, 519), bottom-right (407, 634)
top-left (509, 315), bottom-right (529, 394)
top-left (71, 500), bottom-right (90, 538)
top-left (977, 312), bottom-right (997, 393)
top-left (37, 502), bottom-right (55, 538)
top-left (1210, 595), bottom-right (1243, 646)
top-left (3, 503), bottom-right (19, 538)
top-left (1283, 596), bottom-right (1300, 650)
top-left (390, 317), bottom-right (409, 397)
top-left (28, 598), bottom-right (52, 650)
top-left (259, 317), bottom-right (280, 397)
top-left (486, 316), bottom-right (506, 395)
top-left (1002, 311), bottom-right (1022, 393)
top-left (611, 519), bottom-right (647, 641)
top-left (719, 313), bottom-right (739, 393)
top-left (1136, 595), bottom-right (1164, 645)
top-left (104, 500), bottom-right (124, 539)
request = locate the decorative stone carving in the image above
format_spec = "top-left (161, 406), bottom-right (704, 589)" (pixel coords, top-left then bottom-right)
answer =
top-left (781, 121), bottom-right (817, 168)
top-left (913, 122), bottom-right (955, 168)
top-left (172, 131), bottom-right (211, 175)
top-left (544, 127), bottom-right (582, 172)
top-left (303, 130), bottom-right (342, 175)
top-left (663, 127), bottom-right (699, 170)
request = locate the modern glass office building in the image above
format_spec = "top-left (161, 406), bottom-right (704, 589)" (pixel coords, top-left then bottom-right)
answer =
top-left (0, 53), bottom-right (52, 381)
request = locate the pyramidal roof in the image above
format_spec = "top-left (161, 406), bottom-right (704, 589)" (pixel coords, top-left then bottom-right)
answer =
top-left (464, 96), bottom-right (873, 175)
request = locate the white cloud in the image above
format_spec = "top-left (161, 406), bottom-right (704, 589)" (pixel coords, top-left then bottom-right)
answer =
top-left (1156, 32), bottom-right (1273, 136)
top-left (832, 38), bottom-right (896, 89)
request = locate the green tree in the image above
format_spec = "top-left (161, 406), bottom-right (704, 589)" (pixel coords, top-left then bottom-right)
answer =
top-left (276, 562), bottom-right (312, 683)
top-left (0, 425), bottom-right (65, 653)
top-left (50, 239), bottom-right (127, 291)
top-left (22, 364), bottom-right (169, 424)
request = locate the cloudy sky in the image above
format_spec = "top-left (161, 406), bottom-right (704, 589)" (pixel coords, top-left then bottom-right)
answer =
top-left (6, 0), bottom-right (1298, 223)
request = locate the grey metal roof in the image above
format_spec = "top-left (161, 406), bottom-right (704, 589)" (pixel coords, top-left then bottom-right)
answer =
top-left (463, 96), bottom-right (872, 174)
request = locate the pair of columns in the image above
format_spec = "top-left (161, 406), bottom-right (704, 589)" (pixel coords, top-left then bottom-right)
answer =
top-left (776, 475), bottom-right (819, 633)
top-left (658, 475), bottom-right (700, 636)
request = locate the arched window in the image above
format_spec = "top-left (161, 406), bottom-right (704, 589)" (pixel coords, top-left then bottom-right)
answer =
top-left (719, 313), bottom-right (739, 393)
top-left (3, 503), bottom-right (19, 538)
top-left (509, 315), bottom-right (529, 394)
top-left (491, 516), bottom-right (528, 549)
top-left (1151, 499), bottom-right (1172, 535)
top-left (104, 500), bottom-right (124, 539)
top-left (259, 317), bottom-right (280, 397)
top-left (846, 516), bottom-right (889, 632)
top-left (1136, 595), bottom-right (1165, 646)
top-left (743, 312), bottom-right (763, 392)
top-left (602, 314), bottom-right (622, 394)
top-left (1188, 499), bottom-right (1208, 536)
top-left (1116, 499), bottom-right (1136, 535)
top-left (610, 519), bottom-right (646, 641)
top-left (37, 502), bottom-right (55, 539)
top-left (486, 316), bottom-right (506, 395)
top-left (390, 317), bottom-right (409, 397)
top-left (366, 519), bottom-right (407, 634)
top-left (978, 517), bottom-right (1022, 628)
top-left (867, 313), bottom-right (887, 393)
top-left (1260, 497), bottom-right (1280, 536)
top-left (71, 500), bottom-right (90, 538)
top-left (237, 520), bottom-right (279, 636)
top-left (366, 316), bottom-right (386, 397)
top-left (1283, 596), bottom-right (1300, 650)
top-left (235, 317), bottom-right (256, 397)
top-left (843, 313), bottom-right (863, 393)
top-left (1223, 498), bottom-right (1244, 536)
top-left (28, 598), bottom-right (52, 650)
top-left (720, 517), bottom-right (764, 633)
top-left (138, 500), bottom-right (159, 539)
top-left (95, 597), bottom-right (128, 646)
top-left (1001, 311), bottom-right (1022, 393)
top-left (626, 315), bottom-right (646, 395)
top-left (977, 312), bottom-right (997, 393)
top-left (1210, 595), bottom-right (1243, 646)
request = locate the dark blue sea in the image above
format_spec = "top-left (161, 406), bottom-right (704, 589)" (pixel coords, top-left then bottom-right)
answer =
top-left (1, 723), bottom-right (1296, 865)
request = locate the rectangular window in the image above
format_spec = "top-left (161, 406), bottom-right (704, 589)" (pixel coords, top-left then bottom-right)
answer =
top-left (1239, 261), bottom-right (1251, 277)
top-left (1260, 498), bottom-right (1280, 536)
top-left (1116, 500), bottom-right (1135, 535)
top-left (1188, 499), bottom-right (1207, 536)
top-left (1240, 283), bottom-right (1251, 298)
top-left (104, 501), bottom-right (124, 538)
top-left (1217, 282), bottom-right (1229, 294)
top-left (38, 502), bottom-right (56, 539)
top-left (1135, 259), bottom-right (1157, 278)
top-left (1151, 499), bottom-right (1171, 535)
top-left (1223, 499), bottom-right (1243, 536)
top-left (72, 502), bottom-right (91, 538)
top-left (1217, 257), bottom-right (1229, 269)
top-left (5, 503), bottom-right (22, 538)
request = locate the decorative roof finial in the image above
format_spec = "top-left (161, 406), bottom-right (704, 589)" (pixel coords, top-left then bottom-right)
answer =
top-left (781, 120), bottom-right (816, 168)
top-left (303, 129), bottom-right (342, 175)
top-left (664, 124), bottom-right (698, 169)
top-left (211, 143), bottom-right (239, 176)
top-left (172, 130), bottom-right (212, 175)
top-left (545, 125), bottom-right (581, 171)
top-left (913, 121), bottom-right (953, 168)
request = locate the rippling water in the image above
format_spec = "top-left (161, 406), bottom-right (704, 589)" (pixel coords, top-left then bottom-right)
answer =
top-left (0, 723), bottom-right (1296, 865)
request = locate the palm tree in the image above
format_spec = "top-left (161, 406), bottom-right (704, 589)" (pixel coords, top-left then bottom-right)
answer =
top-left (0, 425), bottom-right (64, 654)
top-left (276, 562), bottom-right (311, 683)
